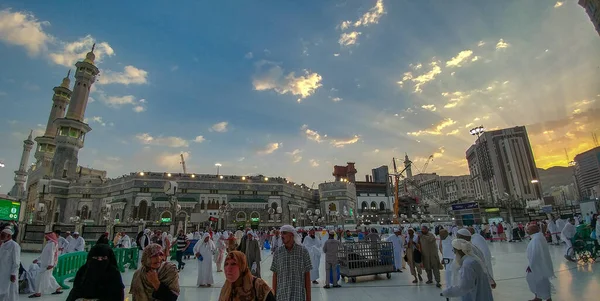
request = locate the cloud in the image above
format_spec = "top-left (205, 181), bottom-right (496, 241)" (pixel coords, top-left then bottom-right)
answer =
top-left (554, 2), bottom-right (563, 8)
top-left (193, 136), bottom-right (205, 143)
top-left (48, 35), bottom-right (114, 67)
top-left (0, 9), bottom-right (54, 56)
top-left (398, 61), bottom-right (442, 93)
top-left (301, 125), bottom-right (326, 142)
top-left (96, 91), bottom-right (147, 112)
top-left (97, 65), bottom-right (148, 85)
top-left (338, 31), bottom-right (361, 46)
top-left (446, 50), bottom-right (473, 67)
top-left (408, 118), bottom-right (456, 136)
top-left (477, 41), bottom-right (485, 47)
top-left (210, 121), bottom-right (229, 133)
top-left (441, 91), bottom-right (471, 108)
top-left (286, 149), bottom-right (302, 163)
top-left (170, 65), bottom-right (179, 72)
top-left (330, 135), bottom-right (360, 148)
top-left (421, 104), bottom-right (437, 112)
top-left (156, 151), bottom-right (189, 170)
top-left (135, 133), bottom-right (189, 148)
top-left (330, 97), bottom-right (343, 102)
top-left (85, 116), bottom-right (107, 127)
top-left (309, 159), bottom-right (320, 167)
top-left (353, 0), bottom-right (386, 27)
top-left (245, 52), bottom-right (253, 59)
top-left (257, 142), bottom-right (280, 155)
top-left (252, 61), bottom-right (322, 100)
top-left (495, 39), bottom-right (510, 50)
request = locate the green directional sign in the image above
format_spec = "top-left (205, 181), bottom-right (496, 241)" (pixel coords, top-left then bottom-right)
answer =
top-left (0, 199), bottom-right (20, 221)
top-left (161, 217), bottom-right (171, 223)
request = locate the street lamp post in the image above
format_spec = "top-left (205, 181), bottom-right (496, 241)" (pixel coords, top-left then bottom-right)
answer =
top-left (306, 209), bottom-right (322, 229)
top-left (215, 163), bottom-right (222, 176)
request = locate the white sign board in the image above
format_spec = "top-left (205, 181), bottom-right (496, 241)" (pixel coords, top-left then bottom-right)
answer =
top-left (190, 212), bottom-right (209, 223)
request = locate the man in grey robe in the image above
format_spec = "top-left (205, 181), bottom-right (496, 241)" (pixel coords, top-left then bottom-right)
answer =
top-left (322, 230), bottom-right (342, 288)
top-left (245, 231), bottom-right (262, 278)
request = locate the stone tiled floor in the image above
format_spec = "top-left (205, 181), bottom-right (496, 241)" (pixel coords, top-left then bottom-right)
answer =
top-left (19, 239), bottom-right (599, 300)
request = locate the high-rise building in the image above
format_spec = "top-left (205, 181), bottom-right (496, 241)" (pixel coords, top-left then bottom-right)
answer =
top-left (465, 126), bottom-right (541, 205)
top-left (332, 162), bottom-right (357, 183)
top-left (371, 165), bottom-right (389, 183)
top-left (579, 0), bottom-right (600, 36)
top-left (573, 146), bottom-right (600, 200)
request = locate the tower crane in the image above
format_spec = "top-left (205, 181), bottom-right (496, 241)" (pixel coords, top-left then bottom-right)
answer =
top-left (180, 153), bottom-right (187, 174)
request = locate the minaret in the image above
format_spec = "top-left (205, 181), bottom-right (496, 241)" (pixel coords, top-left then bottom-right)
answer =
top-left (51, 45), bottom-right (98, 179)
top-left (9, 131), bottom-right (34, 198)
top-left (404, 153), bottom-right (413, 178)
top-left (34, 70), bottom-right (72, 170)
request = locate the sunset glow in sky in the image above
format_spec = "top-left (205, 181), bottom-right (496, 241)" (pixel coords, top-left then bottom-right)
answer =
top-left (0, 0), bottom-right (599, 191)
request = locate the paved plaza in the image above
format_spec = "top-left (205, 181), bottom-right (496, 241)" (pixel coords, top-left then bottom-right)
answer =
top-left (18, 240), bottom-right (599, 301)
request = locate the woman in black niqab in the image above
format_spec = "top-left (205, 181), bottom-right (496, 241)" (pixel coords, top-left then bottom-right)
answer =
top-left (66, 243), bottom-right (125, 301)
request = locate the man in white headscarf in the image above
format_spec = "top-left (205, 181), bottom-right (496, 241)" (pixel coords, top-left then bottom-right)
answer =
top-left (303, 229), bottom-right (322, 284)
top-left (65, 232), bottom-right (84, 253)
top-left (441, 238), bottom-right (494, 301)
top-left (245, 231), bottom-right (262, 277)
top-left (467, 227), bottom-right (495, 286)
top-left (270, 225), bottom-right (312, 301)
top-left (546, 217), bottom-right (559, 246)
top-left (526, 224), bottom-right (555, 301)
top-left (560, 218), bottom-right (576, 261)
top-left (457, 228), bottom-right (496, 289)
top-left (385, 227), bottom-right (405, 272)
top-left (0, 228), bottom-right (20, 301)
top-left (194, 233), bottom-right (215, 287)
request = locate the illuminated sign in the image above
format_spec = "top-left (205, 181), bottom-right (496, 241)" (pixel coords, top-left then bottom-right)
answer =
top-left (451, 202), bottom-right (479, 211)
top-left (160, 217), bottom-right (171, 223)
top-left (251, 218), bottom-right (259, 222)
top-left (484, 208), bottom-right (500, 213)
top-left (0, 199), bottom-right (20, 221)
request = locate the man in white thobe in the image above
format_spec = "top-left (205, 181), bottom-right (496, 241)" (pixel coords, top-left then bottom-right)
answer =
top-left (468, 227), bottom-right (495, 284)
top-left (65, 232), bottom-right (85, 253)
top-left (30, 232), bottom-right (62, 298)
top-left (560, 218), bottom-right (576, 261)
top-left (546, 218), bottom-right (559, 246)
top-left (56, 231), bottom-right (68, 256)
top-left (459, 228), bottom-right (496, 289)
top-left (441, 239), bottom-right (494, 301)
top-left (526, 224), bottom-right (555, 301)
top-left (194, 233), bottom-right (215, 287)
top-left (0, 228), bottom-right (20, 301)
top-left (303, 229), bottom-right (322, 283)
top-left (554, 218), bottom-right (565, 241)
top-left (385, 228), bottom-right (405, 272)
top-left (439, 229), bottom-right (454, 288)
top-left (118, 232), bottom-right (131, 248)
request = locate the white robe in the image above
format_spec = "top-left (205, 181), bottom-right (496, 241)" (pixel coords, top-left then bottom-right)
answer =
top-left (35, 241), bottom-right (61, 295)
top-left (385, 234), bottom-right (404, 270)
top-left (440, 236), bottom-right (454, 287)
top-left (66, 237), bottom-right (85, 253)
top-left (561, 223), bottom-right (576, 256)
top-left (20, 262), bottom-right (40, 294)
top-left (546, 220), bottom-right (559, 245)
top-left (471, 234), bottom-right (494, 279)
top-left (0, 240), bottom-right (20, 301)
top-left (303, 236), bottom-right (322, 281)
top-left (118, 235), bottom-right (131, 248)
top-left (526, 232), bottom-right (554, 300)
top-left (443, 255), bottom-right (494, 301)
top-left (57, 237), bottom-right (69, 256)
top-left (193, 240), bottom-right (215, 286)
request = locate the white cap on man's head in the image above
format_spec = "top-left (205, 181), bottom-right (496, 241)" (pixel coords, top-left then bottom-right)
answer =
top-left (2, 228), bottom-right (13, 235)
top-left (457, 228), bottom-right (471, 237)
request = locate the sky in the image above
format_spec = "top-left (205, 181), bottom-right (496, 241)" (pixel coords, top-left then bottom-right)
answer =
top-left (0, 0), bottom-right (599, 193)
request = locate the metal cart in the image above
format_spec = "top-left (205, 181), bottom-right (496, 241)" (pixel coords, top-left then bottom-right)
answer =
top-left (337, 241), bottom-right (395, 283)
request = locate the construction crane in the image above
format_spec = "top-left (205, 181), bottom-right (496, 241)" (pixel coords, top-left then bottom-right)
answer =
top-left (180, 153), bottom-right (187, 174)
top-left (421, 155), bottom-right (434, 173)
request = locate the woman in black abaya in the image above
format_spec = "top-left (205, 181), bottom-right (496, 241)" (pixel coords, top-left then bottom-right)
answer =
top-left (66, 244), bottom-right (125, 301)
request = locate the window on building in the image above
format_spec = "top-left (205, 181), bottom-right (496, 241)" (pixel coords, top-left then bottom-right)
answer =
top-left (210, 189), bottom-right (218, 194)
top-left (180, 188), bottom-right (188, 193)
top-left (239, 190), bottom-right (245, 195)
top-left (140, 187), bottom-right (150, 193)
top-left (252, 191), bottom-right (258, 195)
top-left (82, 194), bottom-right (91, 199)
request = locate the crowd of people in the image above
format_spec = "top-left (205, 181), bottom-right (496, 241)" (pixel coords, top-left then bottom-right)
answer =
top-left (0, 210), bottom-right (598, 300)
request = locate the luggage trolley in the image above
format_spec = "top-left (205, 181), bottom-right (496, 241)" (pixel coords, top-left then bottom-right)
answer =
top-left (337, 241), bottom-right (395, 283)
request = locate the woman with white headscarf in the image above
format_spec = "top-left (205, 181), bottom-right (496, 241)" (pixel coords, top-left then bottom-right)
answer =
top-left (194, 233), bottom-right (216, 287)
top-left (441, 239), bottom-right (494, 301)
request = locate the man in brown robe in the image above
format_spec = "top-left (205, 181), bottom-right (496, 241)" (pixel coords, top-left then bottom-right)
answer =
top-left (420, 225), bottom-right (442, 288)
top-left (245, 231), bottom-right (262, 278)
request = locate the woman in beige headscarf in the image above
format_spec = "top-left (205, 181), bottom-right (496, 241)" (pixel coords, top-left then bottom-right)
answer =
top-left (130, 244), bottom-right (180, 301)
top-left (219, 251), bottom-right (275, 301)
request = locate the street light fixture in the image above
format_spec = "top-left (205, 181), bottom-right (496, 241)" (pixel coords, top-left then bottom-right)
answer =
top-left (469, 126), bottom-right (485, 137)
top-left (215, 163), bottom-right (222, 176)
